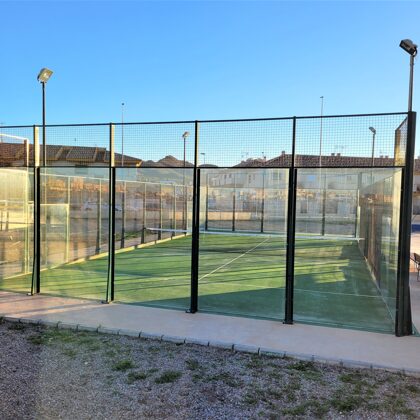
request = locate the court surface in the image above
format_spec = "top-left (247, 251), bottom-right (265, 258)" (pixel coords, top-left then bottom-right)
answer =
top-left (0, 231), bottom-right (396, 333)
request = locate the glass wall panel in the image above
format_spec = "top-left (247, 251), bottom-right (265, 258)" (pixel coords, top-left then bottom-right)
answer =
top-left (0, 168), bottom-right (33, 293)
top-left (39, 167), bottom-right (109, 300)
top-left (296, 171), bottom-right (358, 237)
top-left (294, 168), bottom-right (401, 333)
top-left (114, 168), bottom-right (193, 310)
top-left (198, 168), bottom-right (288, 319)
top-left (263, 169), bottom-right (288, 234)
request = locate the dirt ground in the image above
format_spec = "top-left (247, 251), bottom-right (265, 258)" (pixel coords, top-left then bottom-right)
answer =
top-left (0, 319), bottom-right (419, 419)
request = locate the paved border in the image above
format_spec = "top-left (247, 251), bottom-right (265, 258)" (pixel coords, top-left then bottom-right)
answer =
top-left (2, 315), bottom-right (420, 377)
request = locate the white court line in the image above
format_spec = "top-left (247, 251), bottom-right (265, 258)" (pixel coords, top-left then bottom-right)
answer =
top-left (198, 277), bottom-right (382, 299)
top-left (198, 237), bottom-right (270, 282)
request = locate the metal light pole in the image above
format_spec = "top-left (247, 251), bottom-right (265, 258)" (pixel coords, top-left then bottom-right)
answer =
top-left (369, 127), bottom-right (376, 167)
top-left (37, 68), bottom-right (53, 167)
top-left (397, 39), bottom-right (417, 336)
top-left (399, 39), bottom-right (418, 112)
top-left (319, 96), bottom-right (324, 167)
top-left (121, 102), bottom-right (125, 167)
top-left (182, 131), bottom-right (190, 231)
top-left (200, 152), bottom-right (206, 166)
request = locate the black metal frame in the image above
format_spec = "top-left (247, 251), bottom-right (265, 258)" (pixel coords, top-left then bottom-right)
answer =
top-left (285, 117), bottom-right (297, 324)
top-left (106, 124), bottom-right (115, 303)
top-left (6, 111), bottom-right (414, 336)
top-left (189, 121), bottom-right (200, 313)
top-left (396, 111), bottom-right (416, 336)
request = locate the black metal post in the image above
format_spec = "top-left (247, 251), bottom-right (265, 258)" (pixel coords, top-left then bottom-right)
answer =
top-left (142, 183), bottom-right (146, 243)
top-left (395, 111), bottom-right (416, 336)
top-left (158, 184), bottom-right (163, 240)
top-left (183, 135), bottom-right (187, 232)
top-left (30, 126), bottom-right (41, 295)
top-left (121, 181), bottom-right (126, 248)
top-left (354, 172), bottom-right (361, 238)
top-left (189, 121), bottom-right (200, 313)
top-left (96, 180), bottom-right (101, 254)
top-left (321, 172), bottom-right (327, 236)
top-left (42, 82), bottom-right (46, 167)
top-left (261, 170), bottom-right (265, 233)
top-left (232, 187), bottom-right (236, 232)
top-left (285, 117), bottom-right (297, 324)
top-left (172, 184), bottom-right (176, 237)
top-left (205, 173), bottom-right (209, 231)
top-left (31, 166), bottom-right (41, 294)
top-left (105, 124), bottom-right (115, 303)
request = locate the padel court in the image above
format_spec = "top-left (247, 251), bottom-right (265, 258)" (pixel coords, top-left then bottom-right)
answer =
top-left (0, 230), bottom-right (396, 333)
top-left (0, 112), bottom-right (414, 337)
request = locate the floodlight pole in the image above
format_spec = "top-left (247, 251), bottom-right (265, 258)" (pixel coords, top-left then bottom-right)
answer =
top-left (409, 55), bottom-right (415, 112)
top-left (369, 127), bottom-right (376, 167)
top-left (42, 82), bottom-right (46, 166)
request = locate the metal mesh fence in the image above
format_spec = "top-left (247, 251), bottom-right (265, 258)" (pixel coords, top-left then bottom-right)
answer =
top-left (199, 118), bottom-right (293, 168)
top-left (0, 112), bottom-right (414, 335)
top-left (113, 122), bottom-right (196, 167)
top-left (295, 114), bottom-right (408, 167)
top-left (43, 124), bottom-right (110, 167)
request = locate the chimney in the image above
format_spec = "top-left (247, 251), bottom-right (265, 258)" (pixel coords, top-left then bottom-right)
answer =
top-left (331, 153), bottom-right (335, 156)
top-left (385, 155), bottom-right (389, 159)
top-left (281, 150), bottom-right (285, 155)
top-left (337, 153), bottom-right (341, 157)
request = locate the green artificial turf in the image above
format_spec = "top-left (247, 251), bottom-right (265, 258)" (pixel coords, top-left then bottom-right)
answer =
top-left (0, 233), bottom-right (396, 333)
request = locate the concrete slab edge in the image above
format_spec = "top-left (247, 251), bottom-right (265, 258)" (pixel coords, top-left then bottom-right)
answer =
top-left (1, 314), bottom-right (420, 377)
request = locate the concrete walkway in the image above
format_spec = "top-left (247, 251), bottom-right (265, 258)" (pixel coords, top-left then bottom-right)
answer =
top-left (1, 290), bottom-right (420, 374)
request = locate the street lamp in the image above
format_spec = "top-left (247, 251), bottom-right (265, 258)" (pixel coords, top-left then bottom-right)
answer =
top-left (201, 152), bottom-right (206, 166)
top-left (37, 68), bottom-right (53, 167)
top-left (369, 127), bottom-right (376, 167)
top-left (182, 131), bottom-right (190, 167)
top-left (399, 39), bottom-right (417, 112)
top-left (182, 131), bottom-right (190, 231)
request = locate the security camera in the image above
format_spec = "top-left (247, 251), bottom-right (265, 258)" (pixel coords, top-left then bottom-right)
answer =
top-left (400, 39), bottom-right (418, 56)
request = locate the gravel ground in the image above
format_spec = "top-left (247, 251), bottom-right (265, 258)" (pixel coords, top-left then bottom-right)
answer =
top-left (0, 319), bottom-right (420, 419)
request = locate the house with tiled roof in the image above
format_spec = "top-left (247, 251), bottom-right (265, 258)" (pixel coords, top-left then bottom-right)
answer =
top-left (0, 143), bottom-right (142, 167)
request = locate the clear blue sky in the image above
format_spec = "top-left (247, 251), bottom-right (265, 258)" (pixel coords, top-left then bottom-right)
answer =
top-left (1, 1), bottom-right (419, 127)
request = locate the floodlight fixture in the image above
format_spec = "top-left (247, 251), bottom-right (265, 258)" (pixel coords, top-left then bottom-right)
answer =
top-left (400, 39), bottom-right (418, 56)
top-left (182, 131), bottom-right (190, 139)
top-left (37, 68), bottom-right (53, 83)
top-left (369, 127), bottom-right (376, 134)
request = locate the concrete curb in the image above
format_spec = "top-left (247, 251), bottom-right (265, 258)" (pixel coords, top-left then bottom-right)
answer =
top-left (58, 322), bottom-right (78, 330)
top-left (233, 343), bottom-right (259, 354)
top-left (185, 337), bottom-right (210, 346)
top-left (140, 332), bottom-right (163, 341)
top-left (1, 314), bottom-right (420, 377)
top-left (98, 327), bottom-right (120, 335)
top-left (77, 324), bottom-right (99, 333)
top-left (208, 340), bottom-right (234, 350)
top-left (118, 329), bottom-right (141, 338)
top-left (162, 335), bottom-right (186, 344)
